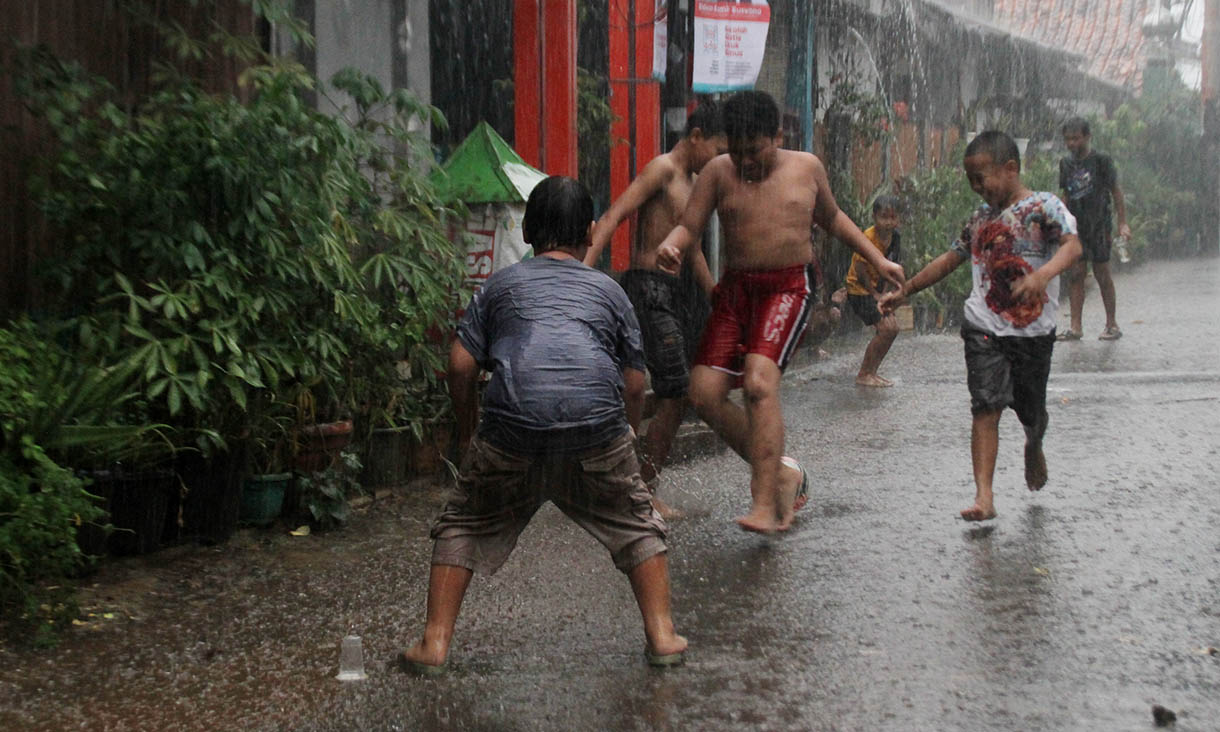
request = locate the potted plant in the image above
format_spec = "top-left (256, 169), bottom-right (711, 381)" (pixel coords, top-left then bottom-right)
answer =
top-left (295, 450), bottom-right (364, 530)
top-left (239, 395), bottom-right (295, 527)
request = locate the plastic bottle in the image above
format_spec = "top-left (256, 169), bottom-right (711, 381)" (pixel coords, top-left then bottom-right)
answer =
top-left (1115, 235), bottom-right (1131, 264)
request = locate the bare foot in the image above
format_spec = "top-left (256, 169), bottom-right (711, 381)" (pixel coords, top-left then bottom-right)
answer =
top-left (960, 503), bottom-right (997, 521)
top-left (651, 495), bottom-right (685, 520)
top-left (775, 458), bottom-right (807, 530)
top-left (401, 639), bottom-right (446, 671)
top-left (736, 507), bottom-right (781, 534)
top-left (646, 632), bottom-right (688, 659)
top-left (855, 373), bottom-right (893, 387)
top-left (1024, 441), bottom-right (1047, 491)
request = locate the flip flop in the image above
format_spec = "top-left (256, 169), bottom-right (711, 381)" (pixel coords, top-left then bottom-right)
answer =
top-left (397, 652), bottom-right (446, 677)
top-left (780, 456), bottom-right (809, 512)
top-left (1056, 329), bottom-right (1082, 341)
top-left (645, 649), bottom-right (686, 667)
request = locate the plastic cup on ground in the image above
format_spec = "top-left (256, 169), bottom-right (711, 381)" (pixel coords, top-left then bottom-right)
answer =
top-left (336, 634), bottom-right (367, 681)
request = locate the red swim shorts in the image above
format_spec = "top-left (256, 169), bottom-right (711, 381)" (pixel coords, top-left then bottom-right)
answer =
top-left (693, 263), bottom-right (814, 380)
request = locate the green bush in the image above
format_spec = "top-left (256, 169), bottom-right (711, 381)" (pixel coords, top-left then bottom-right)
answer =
top-left (16, 48), bottom-right (464, 457)
top-left (0, 319), bottom-right (111, 644)
top-left (1079, 71), bottom-right (1208, 259)
top-left (892, 156), bottom-right (978, 328)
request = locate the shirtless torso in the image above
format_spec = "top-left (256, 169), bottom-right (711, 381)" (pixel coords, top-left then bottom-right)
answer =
top-left (585, 136), bottom-right (722, 294)
top-left (657, 142), bottom-right (864, 276)
top-left (628, 154), bottom-right (695, 272)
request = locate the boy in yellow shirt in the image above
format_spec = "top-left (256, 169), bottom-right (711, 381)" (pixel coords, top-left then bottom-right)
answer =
top-left (845, 195), bottom-right (902, 387)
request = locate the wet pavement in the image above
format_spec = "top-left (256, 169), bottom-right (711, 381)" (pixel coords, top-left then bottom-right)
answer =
top-left (2, 257), bottom-right (1218, 731)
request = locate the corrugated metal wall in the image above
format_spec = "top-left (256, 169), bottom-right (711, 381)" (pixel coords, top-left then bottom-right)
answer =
top-left (0, 0), bottom-right (254, 314)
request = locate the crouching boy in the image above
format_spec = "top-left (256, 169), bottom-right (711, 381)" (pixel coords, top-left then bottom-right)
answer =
top-left (880, 131), bottom-right (1081, 521)
top-left (400, 176), bottom-right (685, 674)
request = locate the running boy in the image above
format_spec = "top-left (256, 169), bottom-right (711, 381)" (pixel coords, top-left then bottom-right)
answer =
top-left (880, 131), bottom-right (1082, 521)
top-left (845, 194), bottom-right (903, 387)
top-left (583, 101), bottom-right (727, 518)
top-left (656, 90), bottom-right (905, 533)
top-left (400, 177), bottom-right (684, 673)
top-left (1058, 117), bottom-right (1130, 341)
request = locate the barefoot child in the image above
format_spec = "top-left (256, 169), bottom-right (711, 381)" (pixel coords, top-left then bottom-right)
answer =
top-left (583, 101), bottom-right (727, 519)
top-left (401, 177), bottom-right (685, 673)
top-left (880, 131), bottom-right (1081, 521)
top-left (845, 195), bottom-right (903, 387)
top-left (656, 90), bottom-right (905, 533)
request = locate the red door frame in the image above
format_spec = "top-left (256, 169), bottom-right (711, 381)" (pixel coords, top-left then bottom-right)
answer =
top-left (513, 0), bottom-right (578, 178)
top-left (608, 0), bottom-right (663, 271)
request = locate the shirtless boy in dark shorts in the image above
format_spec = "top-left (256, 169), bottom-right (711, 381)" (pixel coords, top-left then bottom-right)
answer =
top-left (657, 91), bottom-right (904, 533)
top-left (583, 101), bottom-right (727, 519)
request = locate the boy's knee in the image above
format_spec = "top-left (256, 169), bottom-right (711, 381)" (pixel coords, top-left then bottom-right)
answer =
top-left (878, 318), bottom-right (899, 339)
top-left (741, 371), bottom-right (779, 405)
top-left (687, 377), bottom-right (721, 416)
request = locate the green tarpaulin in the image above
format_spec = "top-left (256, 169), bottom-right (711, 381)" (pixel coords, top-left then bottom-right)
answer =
top-left (432, 121), bottom-right (546, 204)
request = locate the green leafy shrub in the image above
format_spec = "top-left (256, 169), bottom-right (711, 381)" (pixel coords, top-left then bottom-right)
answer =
top-left (1088, 77), bottom-right (1208, 260)
top-left (16, 48), bottom-right (464, 460)
top-left (296, 450), bottom-right (363, 530)
top-left (892, 156), bottom-right (978, 328)
top-left (0, 319), bottom-right (122, 643)
top-left (0, 447), bottom-right (95, 646)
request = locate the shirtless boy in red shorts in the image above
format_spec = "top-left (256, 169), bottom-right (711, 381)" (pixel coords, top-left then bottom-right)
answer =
top-left (657, 90), bottom-right (904, 533)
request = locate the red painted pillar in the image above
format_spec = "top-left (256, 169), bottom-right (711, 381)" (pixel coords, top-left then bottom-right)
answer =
top-left (514, 0), bottom-right (542, 169)
top-left (514, 0), bottom-right (578, 178)
top-left (608, 0), bottom-right (663, 271)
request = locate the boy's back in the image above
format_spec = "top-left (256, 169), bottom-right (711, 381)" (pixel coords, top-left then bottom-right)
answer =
top-left (460, 256), bottom-right (643, 452)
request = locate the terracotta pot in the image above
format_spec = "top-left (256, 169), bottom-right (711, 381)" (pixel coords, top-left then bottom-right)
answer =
top-left (294, 420), bottom-right (354, 473)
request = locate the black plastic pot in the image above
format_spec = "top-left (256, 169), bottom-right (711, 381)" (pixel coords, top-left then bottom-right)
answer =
top-left (178, 446), bottom-right (246, 544)
top-left (80, 469), bottom-right (177, 555)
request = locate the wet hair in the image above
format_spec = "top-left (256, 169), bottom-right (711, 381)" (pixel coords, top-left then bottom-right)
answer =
top-left (965, 130), bottom-right (1021, 172)
top-left (723, 90), bottom-right (779, 141)
top-left (685, 99), bottom-right (724, 138)
top-left (1062, 117), bottom-right (1090, 136)
top-left (872, 194), bottom-right (901, 215)
top-left (523, 176), bottom-right (594, 252)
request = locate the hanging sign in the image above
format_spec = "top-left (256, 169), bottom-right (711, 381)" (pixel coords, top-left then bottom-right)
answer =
top-left (652, 2), bottom-right (668, 82)
top-left (692, 0), bottom-right (770, 93)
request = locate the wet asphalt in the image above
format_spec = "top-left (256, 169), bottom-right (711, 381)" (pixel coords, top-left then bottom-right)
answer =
top-left (1, 257), bottom-right (1218, 731)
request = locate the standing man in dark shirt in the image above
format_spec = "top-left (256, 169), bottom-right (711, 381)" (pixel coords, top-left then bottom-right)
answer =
top-left (1058, 117), bottom-right (1130, 341)
top-left (399, 176), bottom-right (685, 675)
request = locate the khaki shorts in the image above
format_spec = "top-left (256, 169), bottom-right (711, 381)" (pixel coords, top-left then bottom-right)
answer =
top-left (430, 430), bottom-right (668, 575)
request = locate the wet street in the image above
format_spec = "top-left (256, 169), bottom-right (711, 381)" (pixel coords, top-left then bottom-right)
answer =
top-left (2, 256), bottom-right (1218, 731)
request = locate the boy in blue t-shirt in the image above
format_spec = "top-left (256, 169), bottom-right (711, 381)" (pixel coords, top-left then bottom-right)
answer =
top-left (399, 177), bottom-right (685, 674)
top-left (881, 131), bottom-right (1082, 522)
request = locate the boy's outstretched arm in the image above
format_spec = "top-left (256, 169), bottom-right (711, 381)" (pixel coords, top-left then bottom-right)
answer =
top-left (1010, 234), bottom-right (1082, 302)
top-left (810, 157), bottom-right (905, 289)
top-left (656, 161), bottom-right (721, 274)
top-left (583, 159), bottom-right (675, 267)
top-left (879, 250), bottom-right (967, 313)
top-left (448, 339), bottom-right (482, 455)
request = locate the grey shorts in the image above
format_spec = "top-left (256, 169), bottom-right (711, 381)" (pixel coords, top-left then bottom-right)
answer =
top-left (962, 324), bottom-right (1054, 442)
top-left (430, 431), bottom-right (668, 575)
top-left (620, 269), bottom-right (695, 399)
